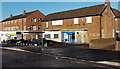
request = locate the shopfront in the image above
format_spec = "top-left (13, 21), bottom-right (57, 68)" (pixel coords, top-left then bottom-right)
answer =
top-left (61, 32), bottom-right (75, 43)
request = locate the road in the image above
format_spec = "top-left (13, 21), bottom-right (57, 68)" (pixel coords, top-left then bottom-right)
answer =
top-left (27, 48), bottom-right (120, 61)
top-left (2, 49), bottom-right (103, 68)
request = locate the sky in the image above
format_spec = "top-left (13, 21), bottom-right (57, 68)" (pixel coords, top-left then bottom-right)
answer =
top-left (1, 2), bottom-right (120, 21)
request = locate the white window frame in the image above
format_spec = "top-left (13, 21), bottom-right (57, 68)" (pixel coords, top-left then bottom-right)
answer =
top-left (102, 29), bottom-right (104, 38)
top-left (38, 18), bottom-right (41, 22)
top-left (113, 29), bottom-right (115, 38)
top-left (74, 18), bottom-right (79, 24)
top-left (115, 18), bottom-right (118, 21)
top-left (32, 26), bottom-right (36, 30)
top-left (86, 16), bottom-right (92, 23)
top-left (52, 20), bottom-right (63, 25)
top-left (18, 19), bottom-right (20, 23)
top-left (46, 22), bottom-right (49, 28)
top-left (23, 18), bottom-right (26, 23)
top-left (32, 18), bottom-right (37, 22)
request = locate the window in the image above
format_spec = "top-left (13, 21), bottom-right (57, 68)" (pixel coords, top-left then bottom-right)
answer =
top-left (81, 18), bottom-right (84, 21)
top-left (8, 27), bottom-right (11, 31)
top-left (74, 18), bottom-right (79, 24)
top-left (115, 18), bottom-right (118, 21)
top-left (31, 18), bottom-right (36, 22)
top-left (52, 20), bottom-right (63, 25)
top-left (13, 20), bottom-right (16, 23)
top-left (11, 27), bottom-right (13, 31)
top-left (44, 34), bottom-right (50, 38)
top-left (23, 18), bottom-right (26, 23)
top-left (86, 17), bottom-right (92, 23)
top-left (24, 26), bottom-right (26, 30)
top-left (30, 25), bottom-right (36, 30)
top-left (7, 21), bottom-right (10, 24)
top-left (38, 25), bottom-right (42, 30)
top-left (113, 29), bottom-right (115, 38)
top-left (38, 18), bottom-right (42, 22)
top-left (72, 33), bottom-right (75, 40)
top-left (18, 19), bottom-right (20, 23)
top-left (102, 29), bottom-right (104, 38)
top-left (13, 27), bottom-right (16, 31)
top-left (54, 34), bottom-right (59, 38)
top-left (18, 26), bottom-right (20, 30)
top-left (46, 22), bottom-right (49, 28)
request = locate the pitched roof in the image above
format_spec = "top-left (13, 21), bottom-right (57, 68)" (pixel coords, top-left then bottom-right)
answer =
top-left (112, 8), bottom-right (120, 18)
top-left (42, 4), bottom-right (106, 22)
top-left (1, 10), bottom-right (39, 22)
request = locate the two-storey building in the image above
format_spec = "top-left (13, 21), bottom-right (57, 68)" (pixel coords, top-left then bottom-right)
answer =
top-left (0, 10), bottom-right (45, 40)
top-left (42, 0), bottom-right (120, 44)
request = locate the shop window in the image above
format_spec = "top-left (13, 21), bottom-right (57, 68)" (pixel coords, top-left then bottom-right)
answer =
top-left (54, 34), bottom-right (59, 38)
top-left (44, 34), bottom-right (50, 38)
top-left (72, 33), bottom-right (75, 40)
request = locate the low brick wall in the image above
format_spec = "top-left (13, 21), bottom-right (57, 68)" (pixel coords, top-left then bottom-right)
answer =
top-left (115, 41), bottom-right (120, 51)
top-left (89, 38), bottom-right (116, 50)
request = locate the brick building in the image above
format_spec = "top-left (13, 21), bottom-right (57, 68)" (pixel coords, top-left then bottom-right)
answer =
top-left (0, 10), bottom-right (45, 40)
top-left (41, 0), bottom-right (120, 44)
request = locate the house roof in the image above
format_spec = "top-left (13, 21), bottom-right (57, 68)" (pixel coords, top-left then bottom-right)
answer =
top-left (1, 10), bottom-right (39, 22)
top-left (112, 8), bottom-right (120, 18)
top-left (42, 4), bottom-right (106, 22)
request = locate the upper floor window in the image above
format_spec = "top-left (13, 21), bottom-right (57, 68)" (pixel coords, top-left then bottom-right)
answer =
top-left (13, 20), bottom-right (16, 23)
top-left (86, 16), bottom-right (92, 23)
top-left (30, 25), bottom-right (36, 30)
top-left (18, 19), bottom-right (20, 23)
top-left (46, 22), bottom-right (49, 28)
top-left (102, 29), bottom-right (104, 38)
top-left (18, 26), bottom-right (20, 30)
top-left (23, 18), bottom-right (26, 23)
top-left (7, 21), bottom-right (10, 24)
top-left (38, 25), bottom-right (42, 30)
top-left (38, 18), bottom-right (42, 22)
top-left (52, 20), bottom-right (63, 25)
top-left (31, 18), bottom-right (36, 22)
top-left (115, 18), bottom-right (118, 21)
top-left (74, 18), bottom-right (79, 24)
top-left (24, 26), bottom-right (26, 30)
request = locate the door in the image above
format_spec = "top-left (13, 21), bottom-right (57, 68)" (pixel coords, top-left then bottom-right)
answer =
top-left (76, 31), bottom-right (88, 43)
top-left (61, 32), bottom-right (75, 43)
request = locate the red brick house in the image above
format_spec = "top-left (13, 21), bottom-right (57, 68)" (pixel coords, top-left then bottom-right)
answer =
top-left (0, 10), bottom-right (45, 40)
top-left (41, 0), bottom-right (120, 44)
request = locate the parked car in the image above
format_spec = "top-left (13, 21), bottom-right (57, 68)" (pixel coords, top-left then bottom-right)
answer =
top-left (6, 39), bottom-right (17, 44)
top-left (31, 39), bottom-right (42, 46)
top-left (16, 39), bottom-right (28, 44)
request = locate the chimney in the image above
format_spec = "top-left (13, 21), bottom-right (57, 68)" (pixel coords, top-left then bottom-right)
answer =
top-left (10, 14), bottom-right (12, 18)
top-left (105, 0), bottom-right (110, 6)
top-left (23, 10), bottom-right (26, 15)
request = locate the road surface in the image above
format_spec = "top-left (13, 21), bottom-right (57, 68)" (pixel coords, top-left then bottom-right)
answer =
top-left (2, 49), bottom-right (103, 68)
